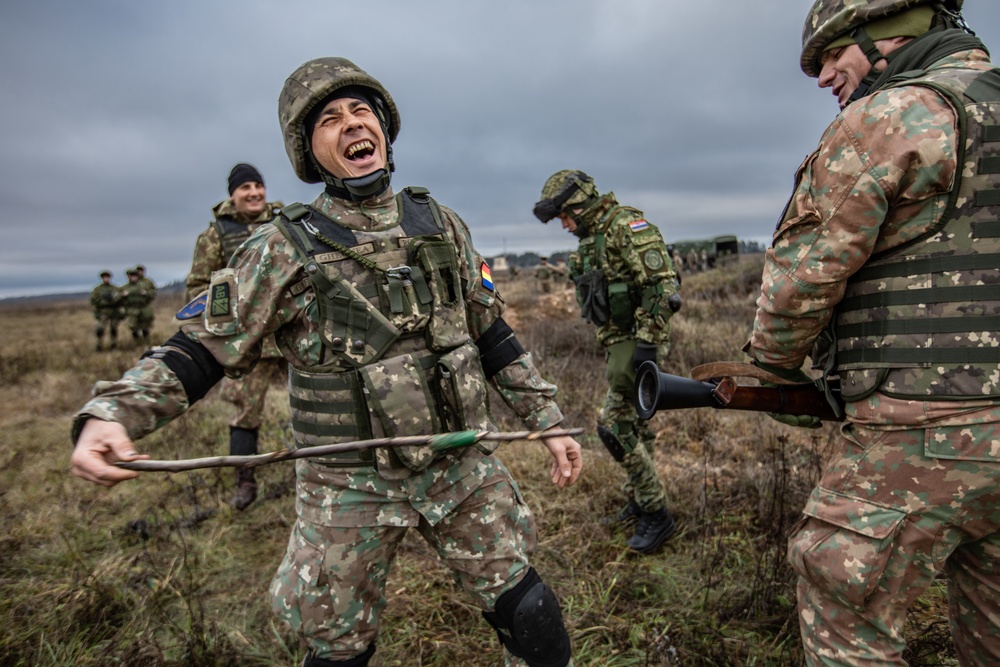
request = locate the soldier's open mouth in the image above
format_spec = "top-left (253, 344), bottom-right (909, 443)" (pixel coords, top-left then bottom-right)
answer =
top-left (345, 140), bottom-right (375, 161)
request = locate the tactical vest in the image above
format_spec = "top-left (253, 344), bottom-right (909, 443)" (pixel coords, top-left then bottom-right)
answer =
top-left (834, 66), bottom-right (1000, 401)
top-left (573, 205), bottom-right (656, 331)
top-left (212, 217), bottom-right (258, 261)
top-left (274, 187), bottom-right (494, 474)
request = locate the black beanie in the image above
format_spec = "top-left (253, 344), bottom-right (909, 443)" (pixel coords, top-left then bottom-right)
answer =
top-left (228, 163), bottom-right (264, 195)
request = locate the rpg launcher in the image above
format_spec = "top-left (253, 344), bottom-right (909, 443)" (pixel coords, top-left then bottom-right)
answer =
top-left (634, 361), bottom-right (843, 422)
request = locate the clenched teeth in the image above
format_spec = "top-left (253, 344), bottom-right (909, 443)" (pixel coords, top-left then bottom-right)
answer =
top-left (346, 140), bottom-right (375, 159)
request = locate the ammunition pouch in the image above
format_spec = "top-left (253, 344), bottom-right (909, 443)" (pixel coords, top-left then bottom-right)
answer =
top-left (306, 261), bottom-right (401, 366)
top-left (289, 342), bottom-right (497, 472)
top-left (574, 269), bottom-right (609, 325)
top-left (408, 237), bottom-right (470, 351)
top-left (607, 281), bottom-right (635, 330)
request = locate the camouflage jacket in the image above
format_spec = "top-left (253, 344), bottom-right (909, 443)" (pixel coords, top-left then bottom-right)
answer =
top-left (747, 49), bottom-right (1000, 427)
top-left (568, 193), bottom-right (677, 347)
top-left (90, 283), bottom-right (121, 315)
top-left (184, 199), bottom-right (284, 301)
top-left (77, 186), bottom-right (563, 449)
top-left (118, 281), bottom-right (154, 310)
top-left (136, 277), bottom-right (157, 299)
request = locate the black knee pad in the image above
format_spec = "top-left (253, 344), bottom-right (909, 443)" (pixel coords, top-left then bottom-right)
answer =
top-left (302, 644), bottom-right (374, 667)
top-left (483, 568), bottom-right (571, 667)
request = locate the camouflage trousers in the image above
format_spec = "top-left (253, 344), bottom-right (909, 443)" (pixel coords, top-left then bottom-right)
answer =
top-left (788, 420), bottom-right (1000, 666)
top-left (270, 452), bottom-right (556, 666)
top-left (93, 312), bottom-right (119, 343)
top-left (125, 307), bottom-right (154, 337)
top-left (600, 340), bottom-right (667, 513)
top-left (218, 357), bottom-right (286, 430)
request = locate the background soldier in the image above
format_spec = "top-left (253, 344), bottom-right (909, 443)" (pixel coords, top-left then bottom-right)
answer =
top-left (118, 267), bottom-right (155, 345)
top-left (90, 270), bottom-right (121, 351)
top-left (134, 264), bottom-right (157, 301)
top-left (534, 170), bottom-right (680, 554)
top-left (70, 57), bottom-right (581, 667)
top-left (185, 163), bottom-right (285, 510)
top-left (534, 255), bottom-right (559, 293)
top-left (745, 1), bottom-right (1000, 664)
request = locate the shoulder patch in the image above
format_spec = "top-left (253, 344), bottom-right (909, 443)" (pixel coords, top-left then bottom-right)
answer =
top-left (643, 249), bottom-right (665, 271)
top-left (480, 262), bottom-right (494, 291)
top-left (628, 220), bottom-right (649, 233)
top-left (176, 293), bottom-right (207, 320)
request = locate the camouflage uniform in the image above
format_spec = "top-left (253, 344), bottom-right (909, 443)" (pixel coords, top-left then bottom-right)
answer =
top-left (186, 197), bottom-right (287, 432)
top-left (747, 2), bottom-right (1000, 663)
top-left (534, 257), bottom-right (561, 293)
top-left (535, 170), bottom-right (679, 553)
top-left (186, 193), bottom-right (287, 510)
top-left (118, 270), bottom-right (155, 344)
top-left (73, 57), bottom-right (575, 667)
top-left (90, 272), bottom-right (121, 351)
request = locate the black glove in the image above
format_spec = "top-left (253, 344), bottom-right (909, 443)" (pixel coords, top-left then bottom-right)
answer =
top-left (633, 342), bottom-right (658, 370)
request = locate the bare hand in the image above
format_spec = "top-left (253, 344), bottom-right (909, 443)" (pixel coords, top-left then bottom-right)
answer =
top-left (541, 434), bottom-right (583, 489)
top-left (70, 419), bottom-right (149, 487)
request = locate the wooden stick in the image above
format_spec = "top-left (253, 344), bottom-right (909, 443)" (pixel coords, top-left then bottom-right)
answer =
top-left (114, 428), bottom-right (584, 473)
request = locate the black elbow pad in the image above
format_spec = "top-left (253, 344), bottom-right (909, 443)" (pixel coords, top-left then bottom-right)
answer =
top-left (141, 331), bottom-right (224, 404)
top-left (475, 317), bottom-right (526, 380)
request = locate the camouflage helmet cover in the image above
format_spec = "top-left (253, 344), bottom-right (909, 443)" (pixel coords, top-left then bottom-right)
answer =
top-left (800, 0), bottom-right (963, 77)
top-left (533, 170), bottom-right (599, 222)
top-left (278, 57), bottom-right (401, 184)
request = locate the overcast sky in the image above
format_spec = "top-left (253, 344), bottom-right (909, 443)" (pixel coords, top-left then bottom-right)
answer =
top-left (1, 1), bottom-right (998, 298)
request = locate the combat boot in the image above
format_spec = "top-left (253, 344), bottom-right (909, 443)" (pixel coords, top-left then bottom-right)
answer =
top-left (626, 508), bottom-right (677, 554)
top-left (232, 466), bottom-right (257, 511)
top-left (600, 500), bottom-right (641, 527)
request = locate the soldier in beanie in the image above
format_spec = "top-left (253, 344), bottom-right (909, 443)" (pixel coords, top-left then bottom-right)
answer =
top-left (70, 57), bottom-right (581, 667)
top-left (184, 163), bottom-right (285, 510)
top-left (746, 1), bottom-right (1000, 663)
top-left (90, 270), bottom-right (122, 351)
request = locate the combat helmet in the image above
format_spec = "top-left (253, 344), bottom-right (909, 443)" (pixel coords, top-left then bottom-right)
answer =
top-left (99, 270), bottom-right (112, 278)
top-left (533, 170), bottom-right (599, 223)
top-left (801, 0), bottom-right (966, 77)
top-left (278, 57), bottom-right (401, 201)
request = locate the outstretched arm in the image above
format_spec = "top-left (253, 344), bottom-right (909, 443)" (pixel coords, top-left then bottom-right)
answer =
top-left (70, 419), bottom-right (149, 486)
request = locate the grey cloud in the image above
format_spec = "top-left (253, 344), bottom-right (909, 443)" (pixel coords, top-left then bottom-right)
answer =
top-left (1, 0), bottom-right (998, 297)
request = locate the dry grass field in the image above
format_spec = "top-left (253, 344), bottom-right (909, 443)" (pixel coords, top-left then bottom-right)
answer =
top-left (0, 259), bottom-right (957, 666)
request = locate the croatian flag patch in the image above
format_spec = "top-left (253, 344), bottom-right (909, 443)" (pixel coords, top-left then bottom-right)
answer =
top-left (480, 262), bottom-right (494, 291)
top-left (629, 219), bottom-right (649, 232)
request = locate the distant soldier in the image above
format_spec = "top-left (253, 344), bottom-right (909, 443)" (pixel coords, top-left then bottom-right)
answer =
top-left (119, 268), bottom-right (155, 345)
top-left (535, 169), bottom-right (680, 554)
top-left (686, 248), bottom-right (699, 274)
top-left (535, 255), bottom-right (556, 294)
top-left (134, 264), bottom-right (157, 299)
top-left (90, 270), bottom-right (122, 351)
top-left (670, 247), bottom-right (684, 274)
top-left (184, 162), bottom-right (285, 510)
top-left (699, 249), bottom-right (709, 272)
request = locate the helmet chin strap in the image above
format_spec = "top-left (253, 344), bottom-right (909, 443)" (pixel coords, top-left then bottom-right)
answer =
top-left (846, 26), bottom-right (885, 104)
top-left (318, 144), bottom-right (396, 202)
